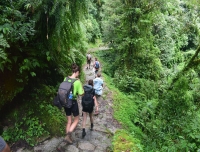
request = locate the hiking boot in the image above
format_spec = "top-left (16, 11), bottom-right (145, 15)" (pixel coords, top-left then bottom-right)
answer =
top-left (64, 133), bottom-right (73, 144)
top-left (82, 131), bottom-right (86, 139)
top-left (69, 133), bottom-right (73, 142)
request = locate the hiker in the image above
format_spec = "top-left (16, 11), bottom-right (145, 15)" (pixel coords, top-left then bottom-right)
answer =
top-left (93, 73), bottom-right (103, 96)
top-left (64, 64), bottom-right (84, 144)
top-left (81, 80), bottom-right (98, 138)
top-left (0, 136), bottom-right (11, 152)
top-left (93, 58), bottom-right (100, 77)
top-left (86, 53), bottom-right (92, 69)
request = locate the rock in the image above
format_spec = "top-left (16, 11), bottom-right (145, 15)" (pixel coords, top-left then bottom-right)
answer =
top-left (78, 142), bottom-right (95, 151)
top-left (16, 148), bottom-right (33, 152)
top-left (66, 145), bottom-right (79, 152)
top-left (34, 137), bottom-right (62, 152)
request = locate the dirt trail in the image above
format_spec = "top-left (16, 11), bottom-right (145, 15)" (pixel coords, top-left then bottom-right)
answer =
top-left (16, 47), bottom-right (120, 152)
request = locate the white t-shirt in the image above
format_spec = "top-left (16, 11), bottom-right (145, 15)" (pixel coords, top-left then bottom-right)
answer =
top-left (93, 77), bottom-right (103, 95)
top-left (87, 54), bottom-right (91, 60)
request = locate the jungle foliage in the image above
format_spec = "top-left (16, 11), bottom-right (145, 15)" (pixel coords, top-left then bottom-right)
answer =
top-left (0, 0), bottom-right (89, 108)
top-left (96, 0), bottom-right (200, 151)
top-left (0, 0), bottom-right (100, 146)
top-left (2, 0), bottom-right (200, 150)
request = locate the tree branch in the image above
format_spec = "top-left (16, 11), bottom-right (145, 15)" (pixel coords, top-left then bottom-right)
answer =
top-left (169, 46), bottom-right (200, 89)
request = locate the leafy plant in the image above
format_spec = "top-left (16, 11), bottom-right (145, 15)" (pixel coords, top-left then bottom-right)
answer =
top-left (1, 84), bottom-right (66, 146)
top-left (2, 116), bottom-right (49, 146)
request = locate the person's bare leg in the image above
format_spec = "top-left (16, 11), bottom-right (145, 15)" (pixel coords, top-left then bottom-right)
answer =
top-left (66, 115), bottom-right (72, 133)
top-left (82, 112), bottom-right (87, 129)
top-left (69, 115), bottom-right (79, 132)
top-left (89, 61), bottom-right (91, 69)
top-left (65, 116), bottom-right (79, 143)
top-left (65, 115), bottom-right (73, 143)
top-left (89, 113), bottom-right (93, 124)
top-left (89, 113), bottom-right (94, 130)
top-left (82, 112), bottom-right (87, 138)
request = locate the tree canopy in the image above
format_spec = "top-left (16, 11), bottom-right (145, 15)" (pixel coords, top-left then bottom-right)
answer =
top-left (98, 0), bottom-right (200, 151)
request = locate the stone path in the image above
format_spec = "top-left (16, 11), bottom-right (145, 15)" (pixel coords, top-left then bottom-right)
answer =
top-left (16, 48), bottom-right (120, 152)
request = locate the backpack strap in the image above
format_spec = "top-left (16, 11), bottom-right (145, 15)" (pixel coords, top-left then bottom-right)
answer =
top-left (65, 77), bottom-right (77, 83)
top-left (65, 77), bottom-right (77, 93)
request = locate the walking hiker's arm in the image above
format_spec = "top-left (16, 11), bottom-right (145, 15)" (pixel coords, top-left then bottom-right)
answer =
top-left (93, 96), bottom-right (98, 112)
top-left (0, 137), bottom-right (11, 152)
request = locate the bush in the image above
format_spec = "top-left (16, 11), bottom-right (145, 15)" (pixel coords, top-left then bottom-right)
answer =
top-left (2, 85), bottom-right (66, 146)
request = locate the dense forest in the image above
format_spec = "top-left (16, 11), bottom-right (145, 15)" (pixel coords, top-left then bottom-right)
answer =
top-left (1, 0), bottom-right (200, 151)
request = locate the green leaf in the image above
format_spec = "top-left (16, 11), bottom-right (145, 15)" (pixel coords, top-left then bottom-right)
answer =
top-left (30, 72), bottom-right (36, 77)
top-left (47, 56), bottom-right (51, 61)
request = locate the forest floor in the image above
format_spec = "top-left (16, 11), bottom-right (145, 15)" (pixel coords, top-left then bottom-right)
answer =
top-left (14, 47), bottom-right (121, 152)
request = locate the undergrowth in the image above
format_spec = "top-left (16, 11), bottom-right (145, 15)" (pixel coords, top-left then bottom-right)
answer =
top-left (2, 85), bottom-right (66, 146)
top-left (113, 130), bottom-right (143, 152)
top-left (103, 73), bottom-right (144, 151)
top-left (96, 48), bottom-right (200, 152)
top-left (1, 59), bottom-right (87, 147)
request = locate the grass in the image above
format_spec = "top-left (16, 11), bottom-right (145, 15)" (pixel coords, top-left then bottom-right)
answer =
top-left (102, 73), bottom-right (144, 152)
top-left (113, 130), bottom-right (143, 152)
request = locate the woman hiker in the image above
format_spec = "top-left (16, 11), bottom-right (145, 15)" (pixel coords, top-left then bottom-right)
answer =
top-left (81, 79), bottom-right (99, 138)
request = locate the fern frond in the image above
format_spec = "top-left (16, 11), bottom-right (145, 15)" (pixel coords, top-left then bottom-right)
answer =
top-left (0, 49), bottom-right (7, 60)
top-left (0, 36), bottom-right (10, 48)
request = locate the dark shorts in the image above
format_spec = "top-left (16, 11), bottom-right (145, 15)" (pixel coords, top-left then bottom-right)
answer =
top-left (82, 107), bottom-right (94, 113)
top-left (0, 136), bottom-right (6, 152)
top-left (95, 68), bottom-right (99, 73)
top-left (87, 59), bottom-right (91, 64)
top-left (82, 102), bottom-right (94, 114)
top-left (64, 100), bottom-right (79, 117)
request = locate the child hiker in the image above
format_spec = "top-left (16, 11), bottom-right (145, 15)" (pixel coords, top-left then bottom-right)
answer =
top-left (81, 79), bottom-right (98, 138)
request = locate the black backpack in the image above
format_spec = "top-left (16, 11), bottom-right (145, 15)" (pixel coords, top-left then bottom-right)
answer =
top-left (57, 77), bottom-right (77, 108)
top-left (82, 85), bottom-right (94, 111)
